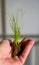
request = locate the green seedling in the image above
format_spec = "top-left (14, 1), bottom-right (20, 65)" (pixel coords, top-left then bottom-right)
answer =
top-left (10, 15), bottom-right (20, 44)
top-left (9, 11), bottom-right (24, 57)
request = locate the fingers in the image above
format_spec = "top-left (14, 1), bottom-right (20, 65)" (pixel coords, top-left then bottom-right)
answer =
top-left (19, 39), bottom-right (35, 65)
top-left (0, 39), bottom-right (14, 59)
top-left (0, 40), bottom-right (11, 59)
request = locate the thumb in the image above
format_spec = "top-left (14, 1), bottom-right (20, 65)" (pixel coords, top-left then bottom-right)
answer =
top-left (19, 39), bottom-right (35, 65)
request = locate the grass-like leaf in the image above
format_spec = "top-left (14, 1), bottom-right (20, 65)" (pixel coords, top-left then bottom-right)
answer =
top-left (10, 15), bottom-right (20, 44)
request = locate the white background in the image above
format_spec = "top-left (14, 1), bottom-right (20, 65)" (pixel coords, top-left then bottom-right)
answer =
top-left (5, 0), bottom-right (39, 35)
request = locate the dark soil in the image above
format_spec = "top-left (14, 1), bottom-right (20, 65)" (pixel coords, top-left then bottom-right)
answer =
top-left (10, 41), bottom-right (22, 57)
top-left (9, 38), bottom-right (26, 58)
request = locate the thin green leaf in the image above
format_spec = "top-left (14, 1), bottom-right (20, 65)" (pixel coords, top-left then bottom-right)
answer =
top-left (9, 15), bottom-right (20, 44)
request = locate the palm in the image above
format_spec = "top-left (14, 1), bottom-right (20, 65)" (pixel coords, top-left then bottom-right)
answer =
top-left (0, 56), bottom-right (22, 65)
top-left (0, 38), bottom-right (35, 65)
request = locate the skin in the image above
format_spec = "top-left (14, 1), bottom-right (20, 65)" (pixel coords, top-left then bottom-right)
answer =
top-left (0, 38), bottom-right (35, 65)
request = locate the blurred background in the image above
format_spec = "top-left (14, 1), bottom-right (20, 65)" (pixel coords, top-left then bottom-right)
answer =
top-left (0, 0), bottom-right (39, 65)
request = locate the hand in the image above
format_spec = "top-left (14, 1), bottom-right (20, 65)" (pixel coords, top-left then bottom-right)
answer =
top-left (0, 38), bottom-right (35, 65)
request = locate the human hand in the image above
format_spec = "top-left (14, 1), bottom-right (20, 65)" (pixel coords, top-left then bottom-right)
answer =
top-left (0, 38), bottom-right (35, 65)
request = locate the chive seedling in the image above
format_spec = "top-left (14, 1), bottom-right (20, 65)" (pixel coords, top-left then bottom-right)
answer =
top-left (9, 14), bottom-right (22, 57)
top-left (10, 15), bottom-right (20, 44)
